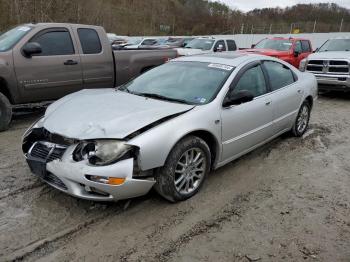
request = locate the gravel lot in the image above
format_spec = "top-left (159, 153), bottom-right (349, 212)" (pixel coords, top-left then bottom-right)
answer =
top-left (0, 93), bottom-right (349, 262)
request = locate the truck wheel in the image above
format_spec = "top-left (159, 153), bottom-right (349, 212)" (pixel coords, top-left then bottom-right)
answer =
top-left (291, 101), bottom-right (311, 137)
top-left (0, 93), bottom-right (12, 131)
top-left (154, 136), bottom-right (211, 202)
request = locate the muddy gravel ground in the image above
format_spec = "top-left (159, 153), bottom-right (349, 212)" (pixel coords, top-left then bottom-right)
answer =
top-left (0, 93), bottom-right (349, 262)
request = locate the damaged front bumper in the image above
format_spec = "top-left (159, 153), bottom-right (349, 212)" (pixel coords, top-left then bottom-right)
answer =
top-left (25, 142), bottom-right (155, 201)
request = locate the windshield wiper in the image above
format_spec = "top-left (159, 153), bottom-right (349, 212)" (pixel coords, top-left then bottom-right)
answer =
top-left (136, 92), bottom-right (190, 104)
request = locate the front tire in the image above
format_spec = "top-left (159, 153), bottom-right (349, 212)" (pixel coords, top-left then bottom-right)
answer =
top-left (291, 101), bottom-right (311, 137)
top-left (154, 136), bottom-right (211, 202)
top-left (0, 93), bottom-right (12, 132)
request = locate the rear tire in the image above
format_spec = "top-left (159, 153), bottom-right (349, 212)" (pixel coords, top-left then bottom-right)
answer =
top-left (154, 136), bottom-right (211, 202)
top-left (0, 93), bottom-right (12, 132)
top-left (291, 101), bottom-right (311, 137)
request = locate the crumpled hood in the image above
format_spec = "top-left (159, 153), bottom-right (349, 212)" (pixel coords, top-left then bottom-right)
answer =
top-left (176, 48), bottom-right (210, 56)
top-left (242, 48), bottom-right (290, 57)
top-left (43, 89), bottom-right (194, 140)
top-left (307, 51), bottom-right (350, 60)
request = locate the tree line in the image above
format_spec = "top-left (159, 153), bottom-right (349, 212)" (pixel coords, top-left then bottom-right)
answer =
top-left (0, 0), bottom-right (349, 35)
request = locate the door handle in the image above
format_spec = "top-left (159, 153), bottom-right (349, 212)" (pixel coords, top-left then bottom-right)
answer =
top-left (64, 60), bottom-right (78, 65)
top-left (265, 101), bottom-right (271, 106)
top-left (297, 89), bottom-right (302, 93)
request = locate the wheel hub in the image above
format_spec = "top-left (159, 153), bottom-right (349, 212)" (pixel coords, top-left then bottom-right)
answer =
top-left (174, 148), bottom-right (206, 194)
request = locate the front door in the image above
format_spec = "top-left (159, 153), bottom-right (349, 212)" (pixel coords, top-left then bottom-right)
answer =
top-left (14, 27), bottom-right (83, 102)
top-left (221, 62), bottom-right (274, 163)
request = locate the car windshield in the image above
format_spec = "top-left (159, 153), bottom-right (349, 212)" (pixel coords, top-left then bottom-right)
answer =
top-left (185, 39), bottom-right (215, 50)
top-left (119, 61), bottom-right (233, 105)
top-left (0, 25), bottom-right (33, 52)
top-left (318, 39), bottom-right (350, 52)
top-left (254, 39), bottom-right (293, 51)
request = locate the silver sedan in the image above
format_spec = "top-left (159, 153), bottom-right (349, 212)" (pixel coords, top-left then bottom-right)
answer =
top-left (22, 53), bottom-right (318, 202)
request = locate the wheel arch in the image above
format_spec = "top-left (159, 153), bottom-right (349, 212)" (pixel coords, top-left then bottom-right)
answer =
top-left (305, 95), bottom-right (313, 109)
top-left (171, 129), bottom-right (220, 170)
top-left (0, 77), bottom-right (13, 104)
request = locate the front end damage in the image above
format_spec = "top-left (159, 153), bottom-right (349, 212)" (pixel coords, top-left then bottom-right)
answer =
top-left (22, 127), bottom-right (155, 201)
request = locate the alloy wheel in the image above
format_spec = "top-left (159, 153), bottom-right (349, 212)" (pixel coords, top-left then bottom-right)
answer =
top-left (174, 148), bottom-right (207, 195)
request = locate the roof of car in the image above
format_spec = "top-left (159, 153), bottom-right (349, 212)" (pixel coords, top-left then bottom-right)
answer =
top-left (174, 52), bottom-right (268, 67)
top-left (268, 36), bottom-right (310, 41)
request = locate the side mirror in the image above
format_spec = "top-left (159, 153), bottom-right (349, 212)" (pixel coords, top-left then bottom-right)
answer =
top-left (251, 44), bottom-right (256, 48)
top-left (215, 44), bottom-right (224, 52)
top-left (23, 42), bottom-right (42, 57)
top-left (294, 50), bottom-right (300, 57)
top-left (223, 90), bottom-right (254, 107)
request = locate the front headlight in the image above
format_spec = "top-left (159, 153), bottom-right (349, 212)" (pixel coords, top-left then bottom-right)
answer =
top-left (299, 58), bottom-right (308, 72)
top-left (73, 140), bottom-right (136, 166)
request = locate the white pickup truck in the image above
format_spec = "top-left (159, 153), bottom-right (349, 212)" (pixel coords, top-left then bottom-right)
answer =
top-left (300, 37), bottom-right (350, 92)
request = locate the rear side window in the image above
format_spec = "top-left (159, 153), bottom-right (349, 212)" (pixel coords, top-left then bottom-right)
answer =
top-left (234, 65), bottom-right (267, 97)
top-left (214, 40), bottom-right (226, 51)
top-left (263, 61), bottom-right (295, 91)
top-left (301, 40), bottom-right (311, 52)
top-left (141, 39), bottom-right (157, 45)
top-left (78, 28), bottom-right (102, 54)
top-left (31, 29), bottom-right (74, 56)
top-left (226, 40), bottom-right (237, 51)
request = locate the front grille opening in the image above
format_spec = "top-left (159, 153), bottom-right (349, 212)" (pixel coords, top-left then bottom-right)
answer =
top-left (45, 172), bottom-right (68, 190)
top-left (30, 142), bottom-right (67, 163)
top-left (308, 60), bottom-right (323, 65)
top-left (329, 67), bottom-right (349, 73)
top-left (330, 61), bottom-right (348, 66)
top-left (307, 65), bottom-right (323, 72)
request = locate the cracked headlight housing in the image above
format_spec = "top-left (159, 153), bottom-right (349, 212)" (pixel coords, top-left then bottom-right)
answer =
top-left (73, 140), bottom-right (136, 166)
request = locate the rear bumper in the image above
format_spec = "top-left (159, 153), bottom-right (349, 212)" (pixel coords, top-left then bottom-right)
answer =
top-left (313, 73), bottom-right (350, 91)
top-left (25, 145), bottom-right (155, 202)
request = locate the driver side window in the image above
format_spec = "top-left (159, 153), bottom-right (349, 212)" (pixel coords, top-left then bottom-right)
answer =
top-left (233, 65), bottom-right (267, 97)
top-left (214, 40), bottom-right (226, 51)
top-left (294, 41), bottom-right (302, 53)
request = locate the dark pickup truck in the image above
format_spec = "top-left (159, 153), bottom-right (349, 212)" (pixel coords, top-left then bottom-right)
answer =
top-left (0, 23), bottom-right (177, 131)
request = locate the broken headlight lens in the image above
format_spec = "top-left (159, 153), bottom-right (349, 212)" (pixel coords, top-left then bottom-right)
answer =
top-left (73, 140), bottom-right (135, 166)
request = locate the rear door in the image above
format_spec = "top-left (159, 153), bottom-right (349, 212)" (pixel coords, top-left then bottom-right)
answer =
top-left (226, 40), bottom-right (237, 51)
top-left (262, 60), bottom-right (303, 133)
top-left (13, 27), bottom-right (83, 102)
top-left (221, 62), bottom-right (274, 162)
top-left (72, 26), bottom-right (114, 89)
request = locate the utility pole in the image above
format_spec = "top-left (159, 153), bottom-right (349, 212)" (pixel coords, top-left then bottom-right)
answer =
top-left (240, 23), bottom-right (244, 34)
top-left (340, 18), bottom-right (344, 32)
top-left (290, 23), bottom-right (293, 34)
top-left (313, 20), bottom-right (317, 33)
top-left (269, 24), bottom-right (272, 34)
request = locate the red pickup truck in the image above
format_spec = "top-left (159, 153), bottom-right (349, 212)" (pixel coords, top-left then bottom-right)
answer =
top-left (242, 37), bottom-right (313, 68)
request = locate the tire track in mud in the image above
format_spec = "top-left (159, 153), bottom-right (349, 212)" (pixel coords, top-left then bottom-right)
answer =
top-left (3, 199), bottom-right (147, 262)
top-left (152, 193), bottom-right (252, 262)
top-left (117, 189), bottom-right (273, 262)
top-left (0, 183), bottom-right (45, 201)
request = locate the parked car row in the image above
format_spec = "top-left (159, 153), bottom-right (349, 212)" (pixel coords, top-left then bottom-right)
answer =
top-left (0, 22), bottom-right (346, 204)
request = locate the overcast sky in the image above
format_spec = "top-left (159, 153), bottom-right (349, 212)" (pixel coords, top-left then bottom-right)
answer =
top-left (218, 0), bottom-right (350, 12)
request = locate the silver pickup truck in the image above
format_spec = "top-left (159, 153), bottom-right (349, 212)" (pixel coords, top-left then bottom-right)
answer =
top-left (299, 37), bottom-right (350, 92)
top-left (0, 23), bottom-right (177, 131)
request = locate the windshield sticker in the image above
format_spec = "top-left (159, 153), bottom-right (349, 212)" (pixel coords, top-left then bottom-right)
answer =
top-left (18, 26), bottom-right (31, 32)
top-left (208, 63), bottom-right (233, 71)
top-left (194, 97), bottom-right (207, 103)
